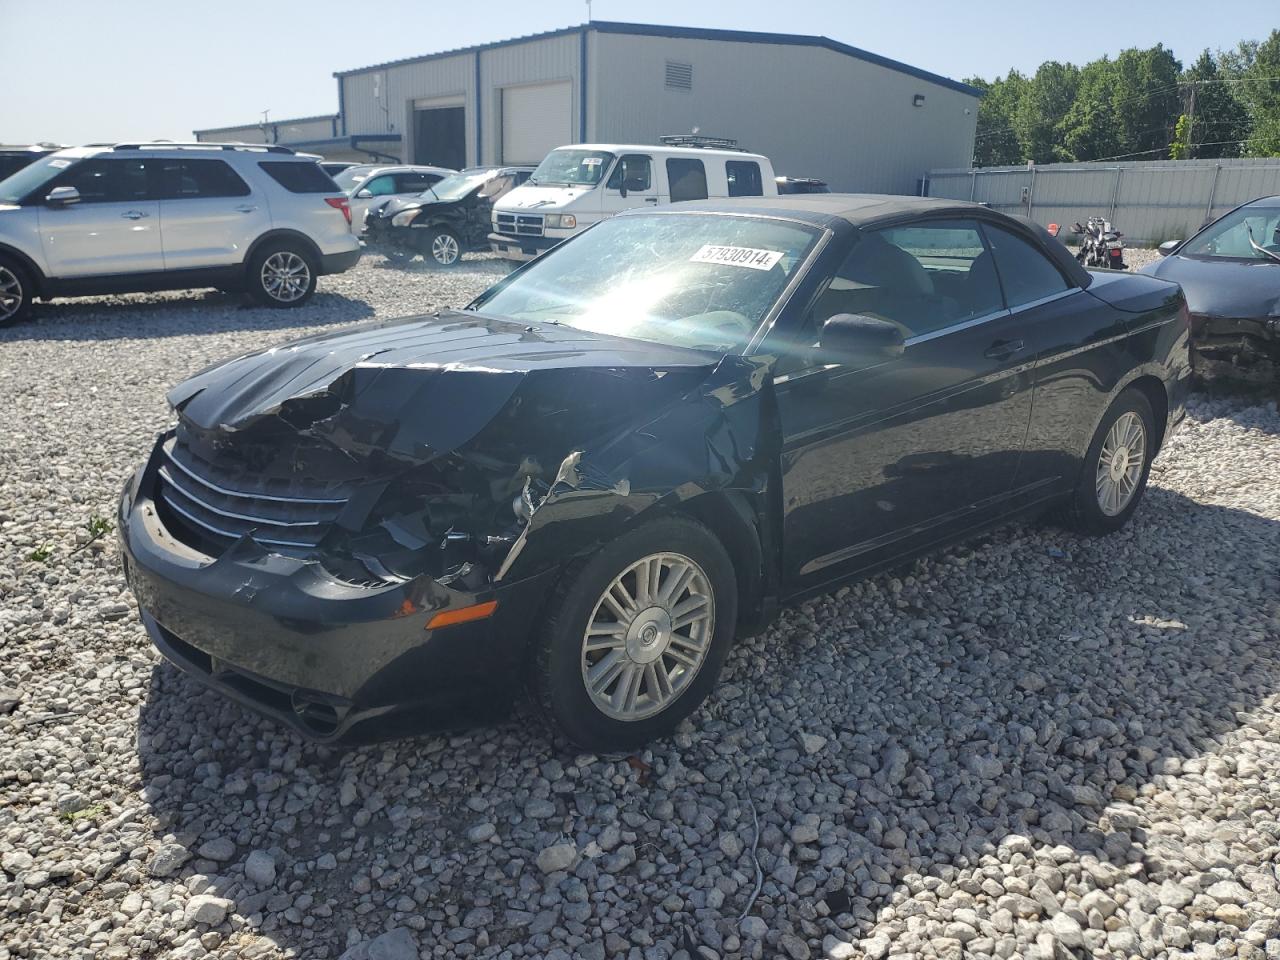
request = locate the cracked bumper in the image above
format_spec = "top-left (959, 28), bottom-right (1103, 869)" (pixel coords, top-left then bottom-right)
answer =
top-left (1190, 314), bottom-right (1280, 382)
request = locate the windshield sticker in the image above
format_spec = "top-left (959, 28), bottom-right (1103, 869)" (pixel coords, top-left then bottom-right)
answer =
top-left (691, 244), bottom-right (785, 272)
top-left (48, 159), bottom-right (71, 168)
top-left (581, 157), bottom-right (603, 166)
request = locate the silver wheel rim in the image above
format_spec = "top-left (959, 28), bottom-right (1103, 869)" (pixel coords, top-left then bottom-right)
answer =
top-left (581, 552), bottom-right (714, 722)
top-left (1096, 411), bottom-right (1146, 516)
top-left (260, 251), bottom-right (310, 302)
top-left (432, 233), bottom-right (459, 265)
top-left (0, 266), bottom-right (22, 321)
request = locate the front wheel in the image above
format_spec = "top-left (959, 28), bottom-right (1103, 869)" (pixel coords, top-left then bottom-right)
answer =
top-left (426, 229), bottom-right (462, 267)
top-left (532, 516), bottom-right (738, 751)
top-left (1063, 389), bottom-right (1156, 535)
top-left (248, 243), bottom-right (317, 307)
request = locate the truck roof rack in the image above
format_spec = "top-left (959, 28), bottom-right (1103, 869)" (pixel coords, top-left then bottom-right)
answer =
top-left (110, 141), bottom-right (296, 154)
top-left (658, 134), bottom-right (746, 152)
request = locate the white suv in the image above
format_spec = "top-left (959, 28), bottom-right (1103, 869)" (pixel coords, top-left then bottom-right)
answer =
top-left (0, 142), bottom-right (362, 325)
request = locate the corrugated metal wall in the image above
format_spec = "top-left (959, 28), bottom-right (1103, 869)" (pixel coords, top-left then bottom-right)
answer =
top-left (481, 33), bottom-right (582, 164)
top-left (195, 117), bottom-right (336, 145)
top-left (591, 33), bottom-right (978, 194)
top-left (927, 159), bottom-right (1280, 245)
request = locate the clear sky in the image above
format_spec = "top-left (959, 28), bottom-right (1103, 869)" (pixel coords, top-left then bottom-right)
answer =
top-left (2, 0), bottom-right (1275, 145)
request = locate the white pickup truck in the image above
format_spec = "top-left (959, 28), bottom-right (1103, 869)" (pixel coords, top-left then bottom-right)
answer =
top-left (488, 142), bottom-right (778, 261)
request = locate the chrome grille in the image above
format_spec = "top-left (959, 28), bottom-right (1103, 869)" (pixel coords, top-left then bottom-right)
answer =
top-left (156, 438), bottom-right (348, 555)
top-left (495, 212), bottom-right (543, 237)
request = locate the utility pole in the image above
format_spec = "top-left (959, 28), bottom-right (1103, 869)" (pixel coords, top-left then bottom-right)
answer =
top-left (585, 0), bottom-right (593, 21)
top-left (1185, 83), bottom-right (1197, 160)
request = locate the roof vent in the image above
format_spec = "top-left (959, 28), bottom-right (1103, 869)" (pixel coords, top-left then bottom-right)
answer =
top-left (665, 61), bottom-right (693, 91)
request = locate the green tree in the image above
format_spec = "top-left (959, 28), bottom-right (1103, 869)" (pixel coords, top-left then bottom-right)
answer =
top-left (1110, 44), bottom-right (1182, 159)
top-left (1060, 58), bottom-right (1121, 161)
top-left (1016, 62), bottom-right (1080, 162)
top-left (1228, 31), bottom-right (1280, 156)
top-left (1169, 114), bottom-right (1192, 159)
top-left (965, 71), bottom-right (1027, 165)
top-left (1180, 50), bottom-right (1251, 158)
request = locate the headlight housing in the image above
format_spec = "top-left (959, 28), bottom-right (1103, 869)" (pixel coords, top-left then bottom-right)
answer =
top-left (391, 210), bottom-right (418, 228)
top-left (544, 214), bottom-right (577, 230)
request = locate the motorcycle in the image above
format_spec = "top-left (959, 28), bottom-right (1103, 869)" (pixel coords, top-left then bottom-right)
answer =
top-left (1072, 217), bottom-right (1126, 270)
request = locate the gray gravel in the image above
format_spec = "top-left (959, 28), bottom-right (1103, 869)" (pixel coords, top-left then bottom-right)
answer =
top-left (1, 255), bottom-right (1278, 960)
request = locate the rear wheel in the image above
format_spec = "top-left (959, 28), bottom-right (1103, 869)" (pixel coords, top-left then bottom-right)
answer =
top-left (532, 516), bottom-right (737, 751)
top-left (248, 242), bottom-right (317, 307)
top-left (0, 257), bottom-right (33, 327)
top-left (1063, 389), bottom-right (1156, 535)
top-left (426, 229), bottom-right (462, 268)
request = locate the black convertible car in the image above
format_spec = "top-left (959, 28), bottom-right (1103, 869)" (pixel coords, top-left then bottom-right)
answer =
top-left (119, 196), bottom-right (1190, 749)
top-left (1141, 196), bottom-right (1280, 382)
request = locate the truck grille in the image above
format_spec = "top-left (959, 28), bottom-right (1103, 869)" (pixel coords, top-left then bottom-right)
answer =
top-left (495, 212), bottom-right (544, 237)
top-left (156, 437), bottom-right (348, 556)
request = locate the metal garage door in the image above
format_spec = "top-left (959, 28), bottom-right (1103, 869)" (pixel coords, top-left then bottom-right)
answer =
top-left (501, 82), bottom-right (573, 165)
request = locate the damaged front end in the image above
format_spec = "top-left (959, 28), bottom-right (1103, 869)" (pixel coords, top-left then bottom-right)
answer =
top-left (1190, 313), bottom-right (1280, 384)
top-left (119, 312), bottom-right (778, 740)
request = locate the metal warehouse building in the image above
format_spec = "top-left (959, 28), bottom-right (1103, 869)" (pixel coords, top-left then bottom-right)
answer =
top-left (196, 21), bottom-right (981, 194)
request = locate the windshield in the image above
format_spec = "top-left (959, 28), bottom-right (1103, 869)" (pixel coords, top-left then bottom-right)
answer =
top-left (332, 166), bottom-right (376, 191)
top-left (1182, 205), bottom-right (1280, 261)
top-left (529, 149), bottom-right (614, 187)
top-left (420, 170), bottom-right (492, 203)
top-left (0, 155), bottom-right (76, 204)
top-left (470, 213), bottom-right (821, 353)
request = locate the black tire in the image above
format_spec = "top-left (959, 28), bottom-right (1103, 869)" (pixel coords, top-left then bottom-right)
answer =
top-left (247, 241), bottom-right (317, 308)
top-left (0, 256), bottom-right (33, 327)
top-left (424, 228), bottom-right (462, 268)
top-left (1062, 389), bottom-right (1156, 535)
top-left (532, 516), bottom-right (738, 751)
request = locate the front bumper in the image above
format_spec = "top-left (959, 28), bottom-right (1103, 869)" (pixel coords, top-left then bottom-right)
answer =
top-left (487, 232), bottom-right (559, 262)
top-left (119, 452), bottom-right (554, 742)
top-left (1190, 314), bottom-right (1280, 383)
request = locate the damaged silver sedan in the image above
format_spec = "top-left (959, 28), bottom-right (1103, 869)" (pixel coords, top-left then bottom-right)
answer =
top-left (120, 197), bottom-right (1189, 749)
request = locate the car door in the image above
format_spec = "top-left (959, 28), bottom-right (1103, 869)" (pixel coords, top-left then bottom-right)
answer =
top-left (37, 157), bottom-right (163, 277)
top-left (767, 218), bottom-right (1036, 592)
top-left (465, 174), bottom-right (517, 246)
top-left (600, 154), bottom-right (657, 220)
top-left (156, 157), bottom-right (269, 270)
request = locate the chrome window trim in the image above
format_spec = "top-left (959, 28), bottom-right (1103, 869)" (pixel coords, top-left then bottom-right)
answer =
top-left (743, 226), bottom-right (835, 355)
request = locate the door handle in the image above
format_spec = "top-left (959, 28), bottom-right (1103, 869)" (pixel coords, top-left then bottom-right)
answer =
top-left (984, 338), bottom-right (1024, 360)
top-left (644, 197), bottom-right (658, 203)
top-left (234, 205), bottom-right (258, 213)
top-left (121, 210), bottom-right (149, 220)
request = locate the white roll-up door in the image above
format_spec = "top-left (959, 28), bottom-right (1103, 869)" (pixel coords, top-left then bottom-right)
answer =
top-left (501, 82), bottom-right (573, 165)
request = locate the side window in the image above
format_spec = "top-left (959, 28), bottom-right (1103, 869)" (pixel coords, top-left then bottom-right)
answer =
top-left (726, 160), bottom-right (763, 198)
top-left (875, 221), bottom-right (1004, 327)
top-left (55, 159), bottom-right (150, 203)
top-left (363, 175), bottom-right (397, 196)
top-left (666, 158), bottom-right (707, 202)
top-left (606, 155), bottom-right (652, 192)
top-left (983, 224), bottom-right (1072, 308)
top-left (396, 172), bottom-right (441, 193)
top-left (158, 159), bottom-right (250, 199)
top-left (259, 161), bottom-right (340, 193)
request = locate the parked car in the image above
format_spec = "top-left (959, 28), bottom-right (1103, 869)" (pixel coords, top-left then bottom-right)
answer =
top-left (0, 143), bottom-right (64, 182)
top-left (488, 142), bottom-right (777, 261)
top-left (119, 196), bottom-right (1189, 749)
top-left (775, 176), bottom-right (830, 195)
top-left (363, 166), bottom-right (534, 266)
top-left (321, 161), bottom-right (357, 178)
top-left (333, 164), bottom-right (456, 229)
top-left (1140, 196), bottom-right (1280, 382)
top-left (0, 142), bottom-right (360, 325)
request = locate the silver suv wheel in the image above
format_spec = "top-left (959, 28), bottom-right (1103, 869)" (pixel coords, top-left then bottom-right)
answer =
top-left (0, 266), bottom-right (23, 324)
top-left (260, 251), bottom-right (311, 303)
top-left (430, 232), bottom-right (460, 266)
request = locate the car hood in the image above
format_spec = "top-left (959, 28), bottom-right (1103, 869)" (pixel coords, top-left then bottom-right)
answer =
top-left (498, 184), bottom-right (595, 211)
top-left (167, 310), bottom-right (722, 465)
top-left (1142, 254), bottom-right (1280, 318)
top-left (376, 195), bottom-right (462, 219)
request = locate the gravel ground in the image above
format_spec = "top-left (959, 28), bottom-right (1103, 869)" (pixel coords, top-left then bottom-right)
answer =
top-left (1, 254), bottom-right (1278, 960)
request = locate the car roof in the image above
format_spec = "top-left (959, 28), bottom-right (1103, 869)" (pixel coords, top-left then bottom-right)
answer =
top-left (555, 143), bottom-right (770, 162)
top-left (1244, 195), bottom-right (1280, 209)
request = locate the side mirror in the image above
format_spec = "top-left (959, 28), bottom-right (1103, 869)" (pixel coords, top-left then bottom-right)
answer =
top-left (355, 188), bottom-right (373, 199)
top-left (1158, 240), bottom-right (1180, 257)
top-left (618, 184), bottom-right (627, 199)
top-left (819, 314), bottom-right (905, 363)
top-left (45, 186), bottom-right (80, 207)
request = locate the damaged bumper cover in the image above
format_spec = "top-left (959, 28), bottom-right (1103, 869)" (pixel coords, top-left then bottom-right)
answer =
top-left (119, 446), bottom-right (554, 742)
top-left (1190, 313), bottom-right (1280, 382)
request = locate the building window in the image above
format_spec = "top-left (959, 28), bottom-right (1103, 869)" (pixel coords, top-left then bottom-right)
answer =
top-left (665, 61), bottom-right (693, 91)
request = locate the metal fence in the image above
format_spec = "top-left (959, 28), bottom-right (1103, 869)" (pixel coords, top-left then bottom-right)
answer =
top-left (925, 158), bottom-right (1280, 246)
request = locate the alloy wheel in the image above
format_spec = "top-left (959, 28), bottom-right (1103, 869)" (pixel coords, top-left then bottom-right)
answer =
top-left (580, 552), bottom-right (715, 722)
top-left (0, 266), bottom-right (23, 323)
top-left (431, 233), bottom-right (460, 265)
top-left (1095, 411), bottom-right (1146, 516)
top-left (260, 251), bottom-right (311, 303)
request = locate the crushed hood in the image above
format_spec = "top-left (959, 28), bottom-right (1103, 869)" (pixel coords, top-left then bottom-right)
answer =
top-left (1144, 255), bottom-right (1280, 319)
top-left (167, 311), bottom-right (720, 464)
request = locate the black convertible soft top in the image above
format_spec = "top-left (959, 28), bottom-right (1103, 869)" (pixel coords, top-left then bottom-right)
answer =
top-left (658, 194), bottom-right (1094, 289)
